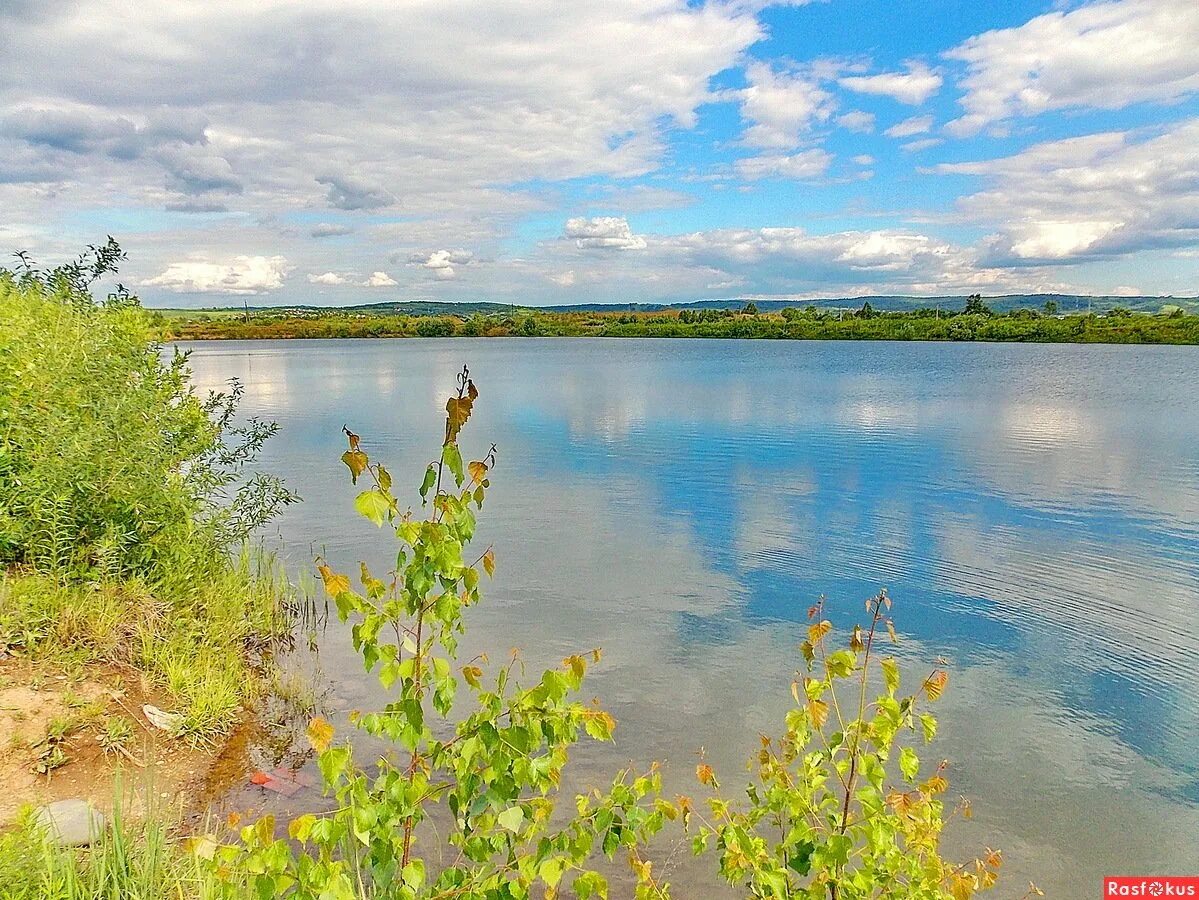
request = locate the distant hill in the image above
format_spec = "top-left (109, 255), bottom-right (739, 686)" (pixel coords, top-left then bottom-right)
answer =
top-left (156, 293), bottom-right (1197, 318)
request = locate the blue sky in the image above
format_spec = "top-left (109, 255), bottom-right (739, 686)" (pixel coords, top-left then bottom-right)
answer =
top-left (1, 0), bottom-right (1196, 306)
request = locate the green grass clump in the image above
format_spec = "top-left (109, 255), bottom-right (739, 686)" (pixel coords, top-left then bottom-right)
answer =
top-left (0, 794), bottom-right (235, 900)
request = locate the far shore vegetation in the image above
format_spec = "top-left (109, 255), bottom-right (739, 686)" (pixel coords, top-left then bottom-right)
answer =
top-left (159, 296), bottom-right (1199, 345)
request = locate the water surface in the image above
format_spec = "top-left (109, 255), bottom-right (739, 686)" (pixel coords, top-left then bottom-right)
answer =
top-left (183, 338), bottom-right (1199, 896)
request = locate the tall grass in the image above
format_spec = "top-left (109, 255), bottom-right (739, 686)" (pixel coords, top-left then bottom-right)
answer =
top-left (0, 787), bottom-right (236, 900)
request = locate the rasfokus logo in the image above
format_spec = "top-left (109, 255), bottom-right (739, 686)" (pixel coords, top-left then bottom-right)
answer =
top-left (1105, 878), bottom-right (1199, 897)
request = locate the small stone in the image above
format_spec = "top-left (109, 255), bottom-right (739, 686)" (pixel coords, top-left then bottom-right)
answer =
top-left (32, 799), bottom-right (106, 847)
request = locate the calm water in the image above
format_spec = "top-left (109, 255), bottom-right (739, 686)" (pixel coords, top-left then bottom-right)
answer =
top-left (183, 338), bottom-right (1199, 897)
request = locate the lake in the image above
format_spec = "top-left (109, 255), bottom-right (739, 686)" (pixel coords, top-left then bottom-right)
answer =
top-left (182, 337), bottom-right (1199, 897)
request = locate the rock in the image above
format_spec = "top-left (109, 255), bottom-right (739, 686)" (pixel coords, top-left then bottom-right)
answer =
top-left (32, 799), bottom-right (106, 847)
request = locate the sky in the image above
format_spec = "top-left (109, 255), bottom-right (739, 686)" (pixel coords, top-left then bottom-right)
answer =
top-left (1, 0), bottom-right (1197, 308)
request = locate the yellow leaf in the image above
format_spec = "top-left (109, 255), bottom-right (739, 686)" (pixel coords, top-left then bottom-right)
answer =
top-left (462, 665), bottom-right (483, 688)
top-left (696, 763), bottom-right (716, 787)
top-left (184, 835), bottom-right (218, 861)
top-left (591, 648), bottom-right (602, 664)
top-left (468, 460), bottom-right (488, 484)
top-left (317, 565), bottom-right (351, 598)
top-left (950, 873), bottom-right (977, 900)
top-left (341, 449), bottom-right (368, 484)
top-left (445, 395), bottom-right (474, 444)
top-left (482, 548), bottom-right (495, 578)
top-left (808, 620), bottom-right (832, 644)
top-left (307, 716), bottom-right (334, 752)
top-left (807, 698), bottom-right (829, 729)
top-left (343, 426), bottom-right (361, 450)
top-left (564, 655), bottom-right (586, 681)
top-left (288, 814), bottom-right (317, 842)
top-left (923, 670), bottom-right (948, 702)
top-left (850, 625), bottom-right (864, 652)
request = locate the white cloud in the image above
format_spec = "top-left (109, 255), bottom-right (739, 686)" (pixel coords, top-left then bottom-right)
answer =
top-left (548, 270), bottom-right (576, 287)
top-left (835, 110), bottom-right (875, 133)
top-left (901, 138), bottom-right (942, 153)
top-left (852, 154), bottom-right (874, 165)
top-left (410, 249), bottom-right (474, 279)
top-left (648, 225), bottom-right (1030, 295)
top-left (310, 222), bottom-right (352, 238)
top-left (0, 0), bottom-right (763, 223)
top-left (564, 217), bottom-right (647, 250)
top-left (144, 255), bottom-right (289, 294)
top-left (945, 0), bottom-right (1199, 135)
top-left (839, 61), bottom-right (942, 104)
top-left (364, 271), bottom-right (397, 287)
top-left (308, 271), bottom-right (346, 285)
top-left (884, 114), bottom-right (933, 138)
top-left (307, 269), bottom-right (396, 287)
top-left (734, 149), bottom-right (832, 181)
top-left (937, 118), bottom-right (1199, 262)
top-left (739, 61), bottom-right (835, 148)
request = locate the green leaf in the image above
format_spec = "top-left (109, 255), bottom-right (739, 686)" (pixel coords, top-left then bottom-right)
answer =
top-left (826, 648), bottom-right (856, 678)
top-left (497, 806), bottom-right (525, 833)
top-left (900, 746), bottom-right (919, 781)
top-left (354, 489), bottom-right (391, 527)
top-left (442, 442), bottom-right (465, 486)
top-left (376, 464), bottom-right (392, 492)
top-left (419, 464), bottom-right (437, 500)
top-left (786, 841), bottom-right (814, 875)
top-left (881, 657), bottom-right (900, 694)
top-left (573, 871), bottom-right (608, 900)
top-left (919, 713), bottom-right (938, 743)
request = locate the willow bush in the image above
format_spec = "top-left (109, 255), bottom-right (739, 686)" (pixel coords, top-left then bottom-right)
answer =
top-left (0, 241), bottom-right (296, 736)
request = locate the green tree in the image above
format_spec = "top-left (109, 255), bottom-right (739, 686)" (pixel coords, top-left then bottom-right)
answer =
top-left (692, 595), bottom-right (1026, 900)
top-left (963, 294), bottom-right (990, 316)
top-left (743, 302), bottom-right (759, 315)
top-left (1042, 300), bottom-right (1058, 315)
top-left (204, 368), bottom-right (672, 899)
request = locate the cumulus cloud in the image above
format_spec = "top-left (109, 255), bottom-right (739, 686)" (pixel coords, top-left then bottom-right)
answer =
top-left (937, 119), bottom-right (1199, 262)
top-left (636, 225), bottom-right (1032, 296)
top-left (734, 149), bottom-right (832, 181)
top-left (144, 255), bottom-right (290, 294)
top-left (564, 217), bottom-right (647, 250)
top-left (739, 61), bottom-right (835, 148)
top-left (410, 249), bottom-right (474, 279)
top-left (364, 271), bottom-right (397, 287)
top-left (0, 0), bottom-right (763, 224)
top-left (548, 270), bottom-right (576, 287)
top-left (839, 61), bottom-right (942, 104)
top-left (835, 110), bottom-right (875, 133)
top-left (884, 114), bottom-right (933, 138)
top-left (308, 271), bottom-right (346, 285)
top-left (945, 0), bottom-right (1199, 136)
top-left (307, 270), bottom-right (396, 287)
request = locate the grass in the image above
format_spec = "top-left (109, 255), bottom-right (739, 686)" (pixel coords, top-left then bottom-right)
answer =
top-left (0, 550), bottom-right (293, 740)
top-left (0, 787), bottom-right (235, 900)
